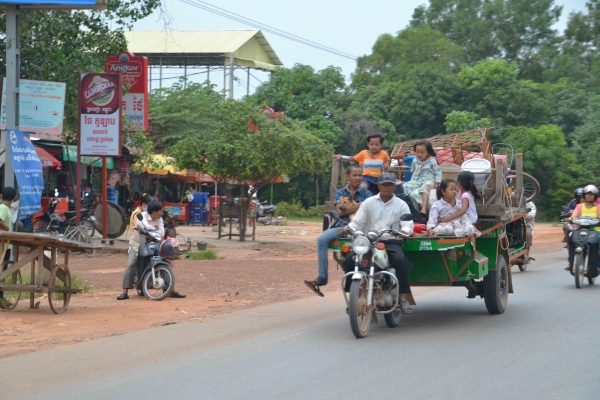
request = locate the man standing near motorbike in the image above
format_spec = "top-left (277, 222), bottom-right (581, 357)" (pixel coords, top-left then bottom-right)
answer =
top-left (304, 164), bottom-right (372, 297)
top-left (340, 173), bottom-right (414, 314)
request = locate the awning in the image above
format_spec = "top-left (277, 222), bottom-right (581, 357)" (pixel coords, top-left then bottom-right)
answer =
top-left (135, 154), bottom-right (187, 176)
top-left (63, 145), bottom-right (114, 168)
top-left (35, 146), bottom-right (62, 170)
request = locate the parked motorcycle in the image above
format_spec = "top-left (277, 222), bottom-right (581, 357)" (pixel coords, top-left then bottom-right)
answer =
top-left (330, 211), bottom-right (414, 338)
top-left (255, 200), bottom-right (276, 226)
top-left (567, 216), bottom-right (600, 288)
top-left (35, 195), bottom-right (97, 237)
top-left (133, 213), bottom-right (177, 300)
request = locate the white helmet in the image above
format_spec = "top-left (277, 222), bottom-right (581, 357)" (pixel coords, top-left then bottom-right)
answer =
top-left (583, 185), bottom-right (599, 196)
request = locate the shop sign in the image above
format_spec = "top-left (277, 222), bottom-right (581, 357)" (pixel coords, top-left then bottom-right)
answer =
top-left (8, 129), bottom-right (43, 217)
top-left (78, 73), bottom-right (122, 157)
top-left (104, 51), bottom-right (148, 131)
top-left (0, 78), bottom-right (66, 134)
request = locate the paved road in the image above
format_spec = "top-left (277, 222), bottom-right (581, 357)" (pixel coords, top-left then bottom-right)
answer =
top-left (5, 250), bottom-right (600, 399)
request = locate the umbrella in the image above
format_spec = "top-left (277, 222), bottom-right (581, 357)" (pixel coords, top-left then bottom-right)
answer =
top-left (35, 146), bottom-right (62, 170)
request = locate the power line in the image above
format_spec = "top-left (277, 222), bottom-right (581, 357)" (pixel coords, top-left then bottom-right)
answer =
top-left (178, 0), bottom-right (358, 60)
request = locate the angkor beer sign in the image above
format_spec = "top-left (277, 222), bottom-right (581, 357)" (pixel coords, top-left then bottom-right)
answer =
top-left (78, 73), bottom-right (122, 157)
top-left (105, 51), bottom-right (148, 131)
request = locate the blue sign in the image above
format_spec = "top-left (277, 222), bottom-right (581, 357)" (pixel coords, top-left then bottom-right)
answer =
top-left (0, 1), bottom-right (96, 4)
top-left (9, 129), bottom-right (44, 218)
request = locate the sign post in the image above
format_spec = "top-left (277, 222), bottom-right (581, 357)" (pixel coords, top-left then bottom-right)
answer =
top-left (78, 73), bottom-right (122, 240)
top-left (105, 51), bottom-right (148, 131)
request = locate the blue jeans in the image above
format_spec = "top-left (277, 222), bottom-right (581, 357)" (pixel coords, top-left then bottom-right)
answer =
top-left (316, 228), bottom-right (342, 285)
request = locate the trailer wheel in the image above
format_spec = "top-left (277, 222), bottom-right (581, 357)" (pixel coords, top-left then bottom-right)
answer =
top-left (484, 255), bottom-right (508, 314)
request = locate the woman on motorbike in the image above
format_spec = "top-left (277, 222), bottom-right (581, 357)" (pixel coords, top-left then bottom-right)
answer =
top-left (565, 185), bottom-right (600, 272)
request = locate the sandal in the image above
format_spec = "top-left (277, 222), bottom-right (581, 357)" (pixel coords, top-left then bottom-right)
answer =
top-left (116, 293), bottom-right (129, 300)
top-left (304, 280), bottom-right (324, 297)
top-left (399, 300), bottom-right (412, 314)
top-left (170, 291), bottom-right (186, 298)
top-left (564, 265), bottom-right (571, 271)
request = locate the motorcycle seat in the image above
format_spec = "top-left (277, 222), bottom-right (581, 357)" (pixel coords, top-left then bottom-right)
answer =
top-left (262, 205), bottom-right (276, 212)
top-left (64, 211), bottom-right (77, 219)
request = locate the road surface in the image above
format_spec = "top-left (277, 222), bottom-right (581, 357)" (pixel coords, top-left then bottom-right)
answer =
top-left (3, 250), bottom-right (600, 399)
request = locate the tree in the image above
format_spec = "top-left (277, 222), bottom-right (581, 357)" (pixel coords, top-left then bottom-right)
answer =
top-left (411, 0), bottom-right (562, 78)
top-left (444, 110), bottom-right (492, 133)
top-left (0, 0), bottom-right (163, 141)
top-left (355, 25), bottom-right (465, 75)
top-left (504, 125), bottom-right (582, 214)
top-left (167, 100), bottom-right (332, 241)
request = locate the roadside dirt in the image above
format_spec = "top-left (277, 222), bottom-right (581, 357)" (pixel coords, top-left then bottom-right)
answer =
top-left (0, 222), bottom-right (563, 358)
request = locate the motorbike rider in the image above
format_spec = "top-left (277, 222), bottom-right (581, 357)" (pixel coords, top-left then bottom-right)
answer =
top-left (565, 185), bottom-right (600, 276)
top-left (561, 188), bottom-right (583, 243)
top-left (339, 173), bottom-right (415, 314)
top-left (304, 164), bottom-right (372, 297)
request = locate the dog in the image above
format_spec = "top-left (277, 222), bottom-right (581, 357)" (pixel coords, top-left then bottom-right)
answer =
top-left (338, 193), bottom-right (358, 220)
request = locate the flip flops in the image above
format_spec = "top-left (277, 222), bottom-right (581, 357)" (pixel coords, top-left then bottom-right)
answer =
top-left (304, 280), bottom-right (324, 297)
top-left (400, 300), bottom-right (412, 314)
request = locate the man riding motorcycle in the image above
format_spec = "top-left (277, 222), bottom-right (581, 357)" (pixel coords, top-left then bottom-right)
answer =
top-left (562, 188), bottom-right (583, 243)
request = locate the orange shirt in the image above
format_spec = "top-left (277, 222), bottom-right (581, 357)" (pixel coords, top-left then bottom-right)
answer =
top-left (353, 150), bottom-right (390, 178)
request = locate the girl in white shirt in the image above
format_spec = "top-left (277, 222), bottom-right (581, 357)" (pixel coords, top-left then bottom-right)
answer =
top-left (439, 171), bottom-right (479, 225)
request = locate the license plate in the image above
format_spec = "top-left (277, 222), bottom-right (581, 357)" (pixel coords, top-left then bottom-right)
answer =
top-left (89, 216), bottom-right (97, 222)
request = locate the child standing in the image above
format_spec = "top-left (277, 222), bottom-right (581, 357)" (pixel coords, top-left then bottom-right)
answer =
top-left (333, 133), bottom-right (390, 193)
top-left (439, 171), bottom-right (479, 225)
top-left (404, 139), bottom-right (442, 214)
top-left (427, 180), bottom-right (475, 237)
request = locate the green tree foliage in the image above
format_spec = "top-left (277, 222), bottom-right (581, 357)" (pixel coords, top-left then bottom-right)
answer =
top-left (0, 1), bottom-right (162, 141)
top-left (165, 100), bottom-right (331, 241)
top-left (504, 125), bottom-right (582, 212)
top-left (411, 0), bottom-right (562, 78)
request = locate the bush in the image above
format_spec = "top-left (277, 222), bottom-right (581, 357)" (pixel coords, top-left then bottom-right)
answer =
top-left (187, 250), bottom-right (218, 260)
top-left (275, 201), bottom-right (324, 218)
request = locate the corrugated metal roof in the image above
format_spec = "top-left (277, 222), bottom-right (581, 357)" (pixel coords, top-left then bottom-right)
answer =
top-left (124, 30), bottom-right (283, 70)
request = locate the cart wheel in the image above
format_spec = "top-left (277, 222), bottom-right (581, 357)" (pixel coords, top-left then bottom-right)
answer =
top-left (48, 265), bottom-right (71, 314)
top-left (348, 277), bottom-right (372, 338)
top-left (484, 255), bottom-right (509, 314)
top-left (508, 170), bottom-right (540, 203)
top-left (0, 263), bottom-right (22, 310)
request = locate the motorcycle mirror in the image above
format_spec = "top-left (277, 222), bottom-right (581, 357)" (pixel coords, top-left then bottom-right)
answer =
top-left (400, 213), bottom-right (414, 222)
top-left (329, 211), bottom-right (341, 220)
top-left (136, 213), bottom-right (144, 221)
top-left (525, 207), bottom-right (532, 213)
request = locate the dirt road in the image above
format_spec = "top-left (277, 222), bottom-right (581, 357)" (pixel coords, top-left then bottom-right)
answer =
top-left (0, 222), bottom-right (563, 358)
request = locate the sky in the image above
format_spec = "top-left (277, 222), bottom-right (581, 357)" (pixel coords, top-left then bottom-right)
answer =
top-left (132, 0), bottom-right (589, 97)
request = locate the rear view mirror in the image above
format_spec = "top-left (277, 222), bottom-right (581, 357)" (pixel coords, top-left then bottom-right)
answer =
top-left (329, 211), bottom-right (341, 220)
top-left (561, 206), bottom-right (570, 213)
top-left (526, 207), bottom-right (532, 213)
top-left (400, 213), bottom-right (414, 222)
top-left (136, 213), bottom-right (143, 221)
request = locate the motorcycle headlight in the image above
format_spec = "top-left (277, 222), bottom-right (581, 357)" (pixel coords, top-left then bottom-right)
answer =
top-left (352, 236), bottom-right (370, 255)
top-left (149, 231), bottom-right (162, 241)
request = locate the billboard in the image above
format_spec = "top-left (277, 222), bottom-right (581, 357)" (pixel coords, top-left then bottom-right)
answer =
top-left (1, 78), bottom-right (66, 134)
top-left (78, 73), bottom-right (122, 157)
top-left (105, 51), bottom-right (148, 131)
top-left (8, 129), bottom-right (44, 218)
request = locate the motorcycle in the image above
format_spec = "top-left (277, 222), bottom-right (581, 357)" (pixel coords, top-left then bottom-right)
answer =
top-left (133, 213), bottom-right (177, 300)
top-left (254, 200), bottom-right (276, 226)
top-left (331, 211), bottom-right (414, 338)
top-left (34, 194), bottom-right (97, 237)
top-left (567, 216), bottom-right (600, 288)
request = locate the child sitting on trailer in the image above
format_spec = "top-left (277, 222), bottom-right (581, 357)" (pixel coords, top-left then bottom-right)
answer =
top-left (427, 179), bottom-right (475, 237)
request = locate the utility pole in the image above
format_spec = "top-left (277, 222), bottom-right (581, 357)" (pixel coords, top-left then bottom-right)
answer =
top-left (3, 4), bottom-right (20, 189)
top-left (229, 55), bottom-right (235, 100)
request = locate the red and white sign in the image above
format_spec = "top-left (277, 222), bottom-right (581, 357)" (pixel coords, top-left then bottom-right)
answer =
top-left (78, 73), bottom-right (122, 157)
top-left (104, 51), bottom-right (148, 131)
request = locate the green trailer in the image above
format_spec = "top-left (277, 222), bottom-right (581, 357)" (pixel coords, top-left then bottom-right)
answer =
top-left (326, 130), bottom-right (539, 316)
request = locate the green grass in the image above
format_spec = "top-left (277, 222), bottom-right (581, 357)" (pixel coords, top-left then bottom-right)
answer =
top-left (287, 217), bottom-right (324, 223)
top-left (71, 274), bottom-right (92, 293)
top-left (186, 250), bottom-right (218, 260)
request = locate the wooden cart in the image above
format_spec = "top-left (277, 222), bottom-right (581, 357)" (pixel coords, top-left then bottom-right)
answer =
top-left (0, 232), bottom-right (103, 314)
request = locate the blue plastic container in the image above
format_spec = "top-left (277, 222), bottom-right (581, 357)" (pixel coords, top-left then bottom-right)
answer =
top-left (403, 156), bottom-right (416, 181)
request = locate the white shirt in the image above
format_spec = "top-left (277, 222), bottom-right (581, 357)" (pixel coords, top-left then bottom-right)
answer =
top-left (349, 194), bottom-right (412, 240)
top-left (459, 191), bottom-right (478, 224)
top-left (129, 211), bottom-right (165, 252)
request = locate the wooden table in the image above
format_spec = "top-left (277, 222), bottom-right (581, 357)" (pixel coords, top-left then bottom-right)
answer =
top-left (0, 232), bottom-right (103, 314)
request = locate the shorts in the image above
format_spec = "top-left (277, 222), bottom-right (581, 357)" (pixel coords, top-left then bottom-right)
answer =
top-left (361, 175), bottom-right (379, 192)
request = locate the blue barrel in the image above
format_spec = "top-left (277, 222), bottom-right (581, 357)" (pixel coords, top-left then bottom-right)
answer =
top-left (403, 156), bottom-right (416, 181)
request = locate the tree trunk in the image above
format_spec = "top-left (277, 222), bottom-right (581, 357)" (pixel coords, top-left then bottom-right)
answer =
top-left (239, 184), bottom-right (247, 242)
